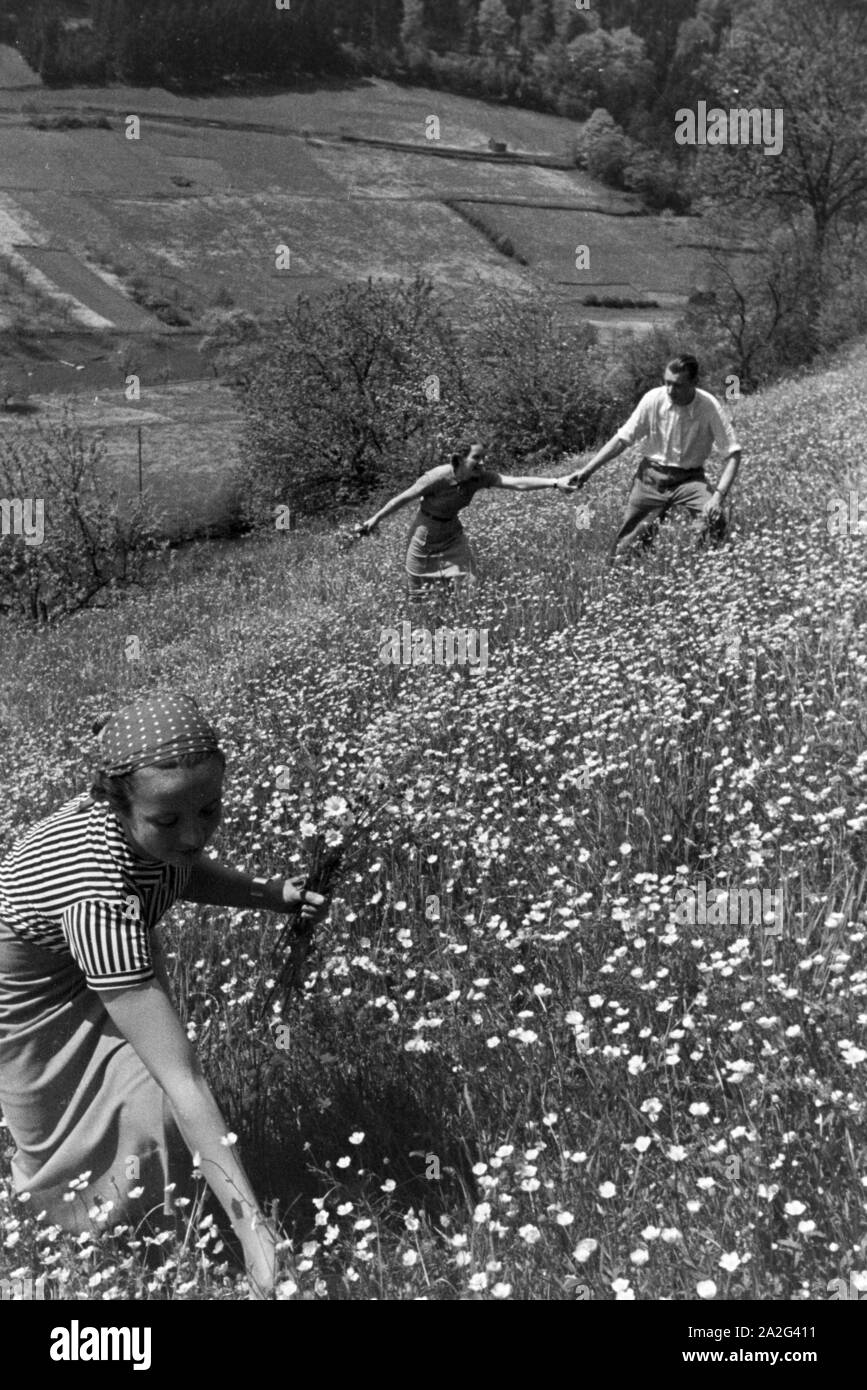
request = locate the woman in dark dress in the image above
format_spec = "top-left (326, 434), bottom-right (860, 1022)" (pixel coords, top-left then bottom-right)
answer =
top-left (358, 442), bottom-right (576, 591)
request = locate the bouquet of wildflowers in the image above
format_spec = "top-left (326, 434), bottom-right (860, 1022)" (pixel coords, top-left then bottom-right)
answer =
top-left (334, 522), bottom-right (368, 554)
top-left (260, 766), bottom-right (391, 1020)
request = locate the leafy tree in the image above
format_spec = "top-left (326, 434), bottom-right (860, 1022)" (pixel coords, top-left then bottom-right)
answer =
top-left (477, 0), bottom-right (514, 56)
top-left (239, 278), bottom-right (474, 521)
top-left (575, 108), bottom-right (632, 186)
top-left (700, 0), bottom-right (867, 260)
top-left (17, 0), bottom-right (59, 78)
top-left (552, 0), bottom-right (597, 45)
top-left (690, 0), bottom-right (867, 356)
top-left (658, 12), bottom-right (718, 121)
top-left (564, 26), bottom-right (653, 126)
top-left (400, 0), bottom-right (428, 56)
top-left (199, 309), bottom-right (267, 385)
top-left (596, 0), bottom-right (696, 81)
top-left (611, 325), bottom-right (703, 406)
top-left (522, 0), bottom-right (556, 49)
top-left (624, 147), bottom-right (688, 212)
top-left (467, 294), bottom-right (623, 458)
top-left (0, 414), bottom-right (154, 624)
top-left (331, 0), bottom-right (403, 50)
top-left (684, 217), bottom-right (820, 390)
top-left (110, 0), bottom-right (157, 83)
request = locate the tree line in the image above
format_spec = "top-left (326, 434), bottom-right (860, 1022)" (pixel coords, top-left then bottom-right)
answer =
top-left (7, 0), bottom-right (867, 392)
top-left (16, 0), bottom-right (346, 89)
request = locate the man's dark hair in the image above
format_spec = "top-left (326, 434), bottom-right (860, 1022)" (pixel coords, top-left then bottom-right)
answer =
top-left (665, 354), bottom-right (699, 381)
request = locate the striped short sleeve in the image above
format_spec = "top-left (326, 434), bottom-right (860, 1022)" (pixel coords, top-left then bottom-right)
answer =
top-left (61, 898), bottom-right (155, 991)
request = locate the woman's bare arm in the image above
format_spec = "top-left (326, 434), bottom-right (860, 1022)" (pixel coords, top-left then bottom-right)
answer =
top-left (182, 854), bottom-right (326, 923)
top-left (363, 471), bottom-right (443, 529)
top-left (494, 474), bottom-right (572, 493)
top-left (100, 980), bottom-right (277, 1291)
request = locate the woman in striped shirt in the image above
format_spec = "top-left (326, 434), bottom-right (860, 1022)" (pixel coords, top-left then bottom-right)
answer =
top-left (0, 693), bottom-right (326, 1299)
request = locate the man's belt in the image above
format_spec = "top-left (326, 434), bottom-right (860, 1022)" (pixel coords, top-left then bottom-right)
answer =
top-left (641, 457), bottom-right (703, 475)
top-left (641, 459), bottom-right (705, 486)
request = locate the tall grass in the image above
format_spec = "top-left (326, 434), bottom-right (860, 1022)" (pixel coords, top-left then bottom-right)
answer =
top-left (2, 346), bottom-right (867, 1299)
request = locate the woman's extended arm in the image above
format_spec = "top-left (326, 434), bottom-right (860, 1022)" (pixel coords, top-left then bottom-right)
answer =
top-left (361, 475), bottom-right (434, 531)
top-left (494, 474), bottom-right (574, 493)
top-left (100, 980), bottom-right (279, 1297)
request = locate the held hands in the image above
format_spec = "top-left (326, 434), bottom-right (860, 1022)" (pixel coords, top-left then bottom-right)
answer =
top-left (281, 874), bottom-right (329, 926)
top-left (554, 476), bottom-right (579, 493)
top-left (357, 519), bottom-right (378, 537)
top-left (559, 455), bottom-right (587, 491)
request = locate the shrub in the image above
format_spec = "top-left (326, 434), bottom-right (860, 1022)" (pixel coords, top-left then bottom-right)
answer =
top-left (575, 109), bottom-right (632, 189)
top-left (565, 26), bottom-right (654, 129)
top-left (238, 277), bottom-right (474, 521)
top-left (467, 294), bottom-right (624, 458)
top-left (0, 414), bottom-right (155, 623)
top-left (588, 296), bottom-right (662, 310)
top-left (610, 325), bottom-right (705, 405)
top-left (682, 221), bottom-right (822, 391)
top-left (29, 114), bottom-right (112, 131)
top-left (445, 201), bottom-right (528, 265)
top-left (623, 149), bottom-right (690, 214)
top-left (814, 236), bottom-right (867, 358)
top-left (199, 308), bottom-right (266, 384)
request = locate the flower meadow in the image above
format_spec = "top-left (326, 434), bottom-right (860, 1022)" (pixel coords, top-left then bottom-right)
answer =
top-left (2, 345), bottom-right (867, 1301)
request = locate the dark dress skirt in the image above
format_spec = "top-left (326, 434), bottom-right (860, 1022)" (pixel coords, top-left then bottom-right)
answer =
top-left (0, 924), bottom-right (191, 1235)
top-left (404, 464), bottom-right (498, 579)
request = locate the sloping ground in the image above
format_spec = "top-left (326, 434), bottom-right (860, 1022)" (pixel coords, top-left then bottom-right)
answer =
top-left (0, 72), bottom-right (588, 157)
top-left (11, 182), bottom-right (531, 321)
top-left (0, 380), bottom-right (244, 539)
top-left (304, 138), bottom-right (636, 209)
top-left (453, 201), bottom-right (703, 301)
top-left (0, 43), bottom-right (38, 90)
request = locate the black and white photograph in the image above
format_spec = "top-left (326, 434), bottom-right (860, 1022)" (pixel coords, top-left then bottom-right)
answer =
top-left (0, 0), bottom-right (864, 1350)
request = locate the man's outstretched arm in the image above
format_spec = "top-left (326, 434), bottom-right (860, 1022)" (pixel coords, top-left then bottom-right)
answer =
top-left (566, 435), bottom-right (630, 488)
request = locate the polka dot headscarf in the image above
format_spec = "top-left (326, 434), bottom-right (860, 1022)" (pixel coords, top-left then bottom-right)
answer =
top-left (96, 693), bottom-right (222, 777)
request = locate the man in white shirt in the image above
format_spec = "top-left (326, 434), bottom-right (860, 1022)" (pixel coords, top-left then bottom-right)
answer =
top-left (567, 354), bottom-right (742, 558)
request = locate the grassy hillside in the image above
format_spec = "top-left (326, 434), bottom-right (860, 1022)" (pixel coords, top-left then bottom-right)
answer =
top-left (0, 64), bottom-right (715, 533)
top-left (1, 343), bottom-right (866, 1300)
top-left (0, 69), bottom-right (703, 339)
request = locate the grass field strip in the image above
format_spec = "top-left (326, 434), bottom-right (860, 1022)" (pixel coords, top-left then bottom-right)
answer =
top-left (0, 192), bottom-right (113, 329)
